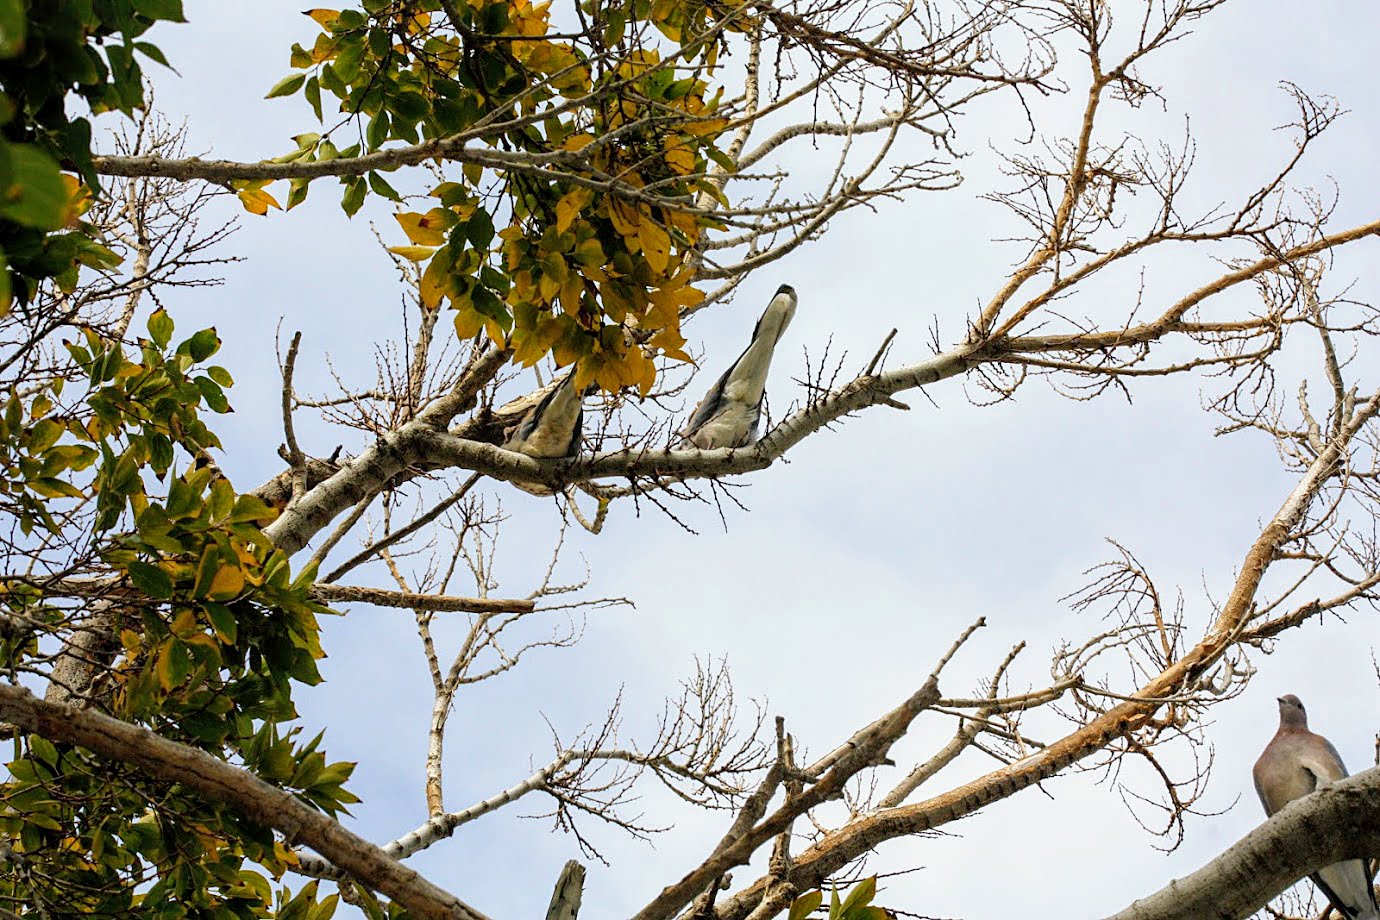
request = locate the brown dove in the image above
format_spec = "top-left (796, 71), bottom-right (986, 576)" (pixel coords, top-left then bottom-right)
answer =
top-left (1253, 694), bottom-right (1380, 920)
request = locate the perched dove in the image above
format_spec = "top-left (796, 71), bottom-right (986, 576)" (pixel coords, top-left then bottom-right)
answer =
top-left (678, 285), bottom-right (797, 450)
top-left (1253, 693), bottom-right (1380, 920)
top-left (502, 372), bottom-right (583, 496)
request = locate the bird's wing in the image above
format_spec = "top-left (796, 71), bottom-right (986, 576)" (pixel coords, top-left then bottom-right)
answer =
top-left (1252, 765), bottom-right (1273, 816)
top-left (680, 363), bottom-right (736, 440)
top-left (506, 374), bottom-right (583, 458)
top-left (1299, 732), bottom-right (1350, 787)
top-left (1313, 861), bottom-right (1380, 920)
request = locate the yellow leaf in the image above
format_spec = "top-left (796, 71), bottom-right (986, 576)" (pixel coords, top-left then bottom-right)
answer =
top-left (637, 348), bottom-right (657, 397)
top-left (420, 257), bottom-right (451, 310)
top-left (305, 8), bottom-right (340, 28)
top-left (454, 308), bottom-right (485, 340)
top-left (61, 174), bottom-right (93, 227)
top-left (665, 207), bottom-right (700, 238)
top-left (512, 329), bottom-right (546, 367)
top-left (207, 564), bottom-right (245, 601)
top-left (237, 188), bottom-right (281, 216)
top-left (561, 133), bottom-right (595, 152)
top-left (595, 359), bottom-right (624, 392)
top-left (663, 140), bottom-right (696, 176)
top-left (650, 327), bottom-right (693, 363)
top-left (573, 360), bottom-right (597, 391)
top-left (170, 608), bottom-right (199, 638)
top-left (388, 245), bottom-right (438, 262)
top-left (638, 220), bottom-right (671, 274)
top-left (684, 117), bottom-right (729, 138)
top-left (540, 271), bottom-right (562, 303)
top-left (607, 198), bottom-right (642, 235)
top-left (395, 211), bottom-right (448, 246)
top-left (554, 187), bottom-right (595, 234)
top-left (559, 272), bottom-right (584, 317)
top-left (155, 639), bottom-right (181, 691)
top-left (120, 629), bottom-right (142, 656)
top-left (514, 269), bottom-right (536, 301)
top-left (515, 4), bottom-right (549, 36)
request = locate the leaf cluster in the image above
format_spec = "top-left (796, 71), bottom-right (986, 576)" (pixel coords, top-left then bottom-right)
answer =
top-left (0, 0), bottom-right (182, 307)
top-left (1, 311), bottom-right (354, 918)
top-left (264, 0), bottom-right (743, 390)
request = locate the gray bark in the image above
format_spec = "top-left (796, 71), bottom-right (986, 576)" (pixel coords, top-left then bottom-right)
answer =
top-left (1108, 766), bottom-right (1380, 920)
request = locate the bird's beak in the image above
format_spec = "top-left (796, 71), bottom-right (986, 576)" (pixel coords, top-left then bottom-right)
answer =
top-left (1276, 696), bottom-right (1286, 704)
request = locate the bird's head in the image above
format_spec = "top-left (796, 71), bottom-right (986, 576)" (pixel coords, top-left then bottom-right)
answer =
top-left (774, 284), bottom-right (797, 301)
top-left (1276, 693), bottom-right (1308, 728)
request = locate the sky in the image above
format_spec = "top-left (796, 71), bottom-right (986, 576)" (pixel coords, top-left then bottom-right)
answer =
top-left (115, 2), bottom-right (1380, 918)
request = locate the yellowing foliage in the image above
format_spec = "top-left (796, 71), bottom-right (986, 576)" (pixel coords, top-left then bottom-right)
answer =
top-left (271, 0), bottom-right (742, 394)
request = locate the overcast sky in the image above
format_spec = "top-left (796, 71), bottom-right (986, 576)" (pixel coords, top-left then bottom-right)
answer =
top-left (123, 2), bottom-right (1380, 917)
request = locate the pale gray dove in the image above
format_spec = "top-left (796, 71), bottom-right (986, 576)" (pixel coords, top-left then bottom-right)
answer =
top-left (1253, 693), bottom-right (1380, 920)
top-left (503, 372), bottom-right (583, 496)
top-left (678, 285), bottom-right (796, 450)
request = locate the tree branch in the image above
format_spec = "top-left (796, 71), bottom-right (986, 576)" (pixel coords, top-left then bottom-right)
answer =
top-left (0, 683), bottom-right (490, 920)
top-left (1108, 766), bottom-right (1380, 920)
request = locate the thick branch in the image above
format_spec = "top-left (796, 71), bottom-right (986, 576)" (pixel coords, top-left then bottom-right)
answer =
top-left (1108, 766), bottom-right (1380, 920)
top-left (311, 584), bottom-right (535, 614)
top-left (0, 683), bottom-right (489, 920)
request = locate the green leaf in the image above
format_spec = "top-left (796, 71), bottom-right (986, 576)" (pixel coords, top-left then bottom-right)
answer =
top-left (288, 177), bottom-right (310, 210)
top-left (790, 891), bottom-right (823, 920)
top-left (207, 365), bottom-right (234, 387)
top-left (28, 734), bottom-right (59, 767)
top-left (466, 209), bottom-right (495, 249)
top-left (184, 328), bottom-right (220, 362)
top-left (205, 604), bottom-right (237, 645)
top-left (367, 111), bottom-right (390, 150)
top-left (194, 375), bottom-right (230, 413)
top-left (838, 878), bottom-right (876, 919)
top-left (341, 177), bottom-right (366, 217)
top-left (0, 145), bottom-right (66, 230)
top-left (134, 41), bottom-right (174, 69)
top-left (156, 638), bottom-right (191, 690)
top-left (0, 0), bottom-right (24, 57)
top-left (0, 247), bottom-right (11, 317)
top-left (192, 546), bottom-right (219, 599)
top-left (28, 419), bottom-right (62, 453)
top-left (367, 172), bottom-right (400, 201)
top-left (132, 0), bottom-right (187, 20)
top-left (148, 307), bottom-right (173, 348)
top-left (29, 477), bottom-right (84, 499)
top-left (127, 561), bottom-right (173, 598)
top-left (266, 73), bottom-right (307, 100)
top-left (229, 494), bottom-right (277, 524)
top-left (305, 75), bottom-right (323, 120)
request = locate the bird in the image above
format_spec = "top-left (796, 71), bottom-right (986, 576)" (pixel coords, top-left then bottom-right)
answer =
top-left (678, 284), bottom-right (797, 450)
top-left (1253, 693), bottom-right (1380, 920)
top-left (502, 371), bottom-right (584, 496)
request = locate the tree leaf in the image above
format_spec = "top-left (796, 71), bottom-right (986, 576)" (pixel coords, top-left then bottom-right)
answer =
top-left (554, 188), bottom-right (594, 234)
top-left (238, 187), bottom-right (282, 216)
top-left (387, 245), bottom-right (437, 262)
top-left (838, 878), bottom-right (876, 918)
top-left (127, 560), bottom-right (174, 598)
top-left (148, 307), bottom-right (173, 348)
top-left (0, 146), bottom-right (67, 229)
top-left (638, 219), bottom-right (671, 274)
top-left (790, 892), bottom-right (824, 920)
top-left (132, 0), bottom-right (187, 21)
top-left (0, 0), bottom-right (25, 58)
top-left (265, 73), bottom-right (307, 100)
